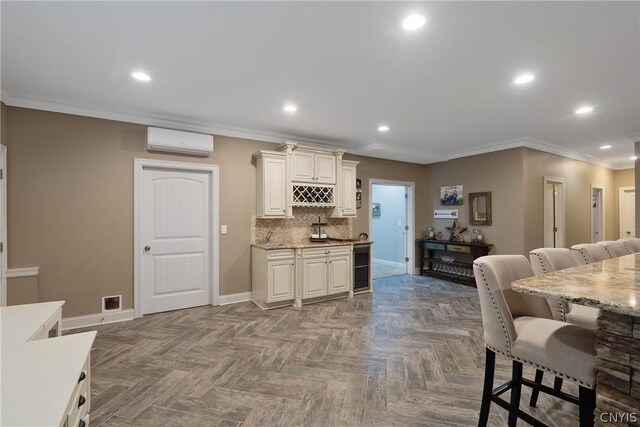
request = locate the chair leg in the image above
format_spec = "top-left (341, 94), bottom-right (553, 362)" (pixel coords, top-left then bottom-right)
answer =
top-left (554, 376), bottom-right (563, 392)
top-left (478, 348), bottom-right (495, 427)
top-left (529, 369), bottom-right (544, 407)
top-left (508, 361), bottom-right (523, 427)
top-left (578, 386), bottom-right (595, 427)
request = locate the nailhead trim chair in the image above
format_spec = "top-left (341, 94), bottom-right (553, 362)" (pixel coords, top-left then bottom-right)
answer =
top-left (618, 237), bottom-right (640, 253)
top-left (529, 248), bottom-right (599, 330)
top-left (597, 240), bottom-right (632, 258)
top-left (474, 255), bottom-right (596, 427)
top-left (570, 243), bottom-right (612, 265)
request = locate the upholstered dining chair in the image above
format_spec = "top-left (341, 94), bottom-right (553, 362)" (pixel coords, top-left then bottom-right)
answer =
top-left (474, 255), bottom-right (596, 427)
top-left (597, 240), bottom-right (632, 258)
top-left (529, 248), bottom-right (599, 329)
top-left (570, 243), bottom-right (612, 264)
top-left (619, 237), bottom-right (640, 253)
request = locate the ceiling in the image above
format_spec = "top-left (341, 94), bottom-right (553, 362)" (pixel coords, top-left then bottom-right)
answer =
top-left (2, 1), bottom-right (639, 168)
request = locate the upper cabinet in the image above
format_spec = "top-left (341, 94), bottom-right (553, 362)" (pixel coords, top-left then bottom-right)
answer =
top-left (340, 160), bottom-right (358, 217)
top-left (254, 151), bottom-right (288, 218)
top-left (253, 142), bottom-right (357, 218)
top-left (292, 150), bottom-right (336, 184)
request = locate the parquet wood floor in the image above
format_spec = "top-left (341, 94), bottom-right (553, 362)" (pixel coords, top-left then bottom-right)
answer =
top-left (70, 275), bottom-right (580, 426)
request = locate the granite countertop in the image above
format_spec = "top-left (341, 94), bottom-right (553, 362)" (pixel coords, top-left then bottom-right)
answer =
top-left (512, 253), bottom-right (640, 317)
top-left (253, 240), bottom-right (373, 250)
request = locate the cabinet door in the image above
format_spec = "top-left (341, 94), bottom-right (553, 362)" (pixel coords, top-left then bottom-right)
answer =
top-left (292, 151), bottom-right (315, 183)
top-left (315, 154), bottom-right (336, 184)
top-left (328, 254), bottom-right (350, 294)
top-left (302, 257), bottom-right (327, 298)
top-left (263, 156), bottom-right (287, 216)
top-left (341, 165), bottom-right (357, 216)
top-left (267, 260), bottom-right (295, 302)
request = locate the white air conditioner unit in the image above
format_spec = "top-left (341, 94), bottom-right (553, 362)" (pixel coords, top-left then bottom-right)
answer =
top-left (147, 127), bottom-right (213, 156)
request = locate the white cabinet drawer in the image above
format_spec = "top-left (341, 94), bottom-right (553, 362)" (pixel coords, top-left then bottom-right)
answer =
top-left (266, 249), bottom-right (295, 260)
top-left (302, 246), bottom-right (349, 257)
top-left (66, 355), bottom-right (90, 427)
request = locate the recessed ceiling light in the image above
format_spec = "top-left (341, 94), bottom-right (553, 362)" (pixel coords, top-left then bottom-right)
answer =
top-left (377, 125), bottom-right (390, 132)
top-left (514, 74), bottom-right (535, 85)
top-left (575, 105), bottom-right (594, 115)
top-left (631, 156), bottom-right (638, 161)
top-left (131, 71), bottom-right (151, 82)
top-left (283, 104), bottom-right (298, 113)
top-left (600, 145), bottom-right (612, 150)
top-left (402, 15), bottom-right (426, 31)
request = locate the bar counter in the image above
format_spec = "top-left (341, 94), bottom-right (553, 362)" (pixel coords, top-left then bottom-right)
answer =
top-left (513, 253), bottom-right (640, 425)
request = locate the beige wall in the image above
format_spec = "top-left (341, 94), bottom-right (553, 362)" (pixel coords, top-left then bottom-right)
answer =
top-left (423, 148), bottom-right (526, 255)
top-left (343, 153), bottom-right (427, 242)
top-left (4, 106), bottom-right (276, 316)
top-left (522, 148), bottom-right (617, 253)
top-left (7, 276), bottom-right (38, 305)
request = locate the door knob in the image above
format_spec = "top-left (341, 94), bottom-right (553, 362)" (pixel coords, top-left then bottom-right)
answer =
top-left (144, 245), bottom-right (151, 252)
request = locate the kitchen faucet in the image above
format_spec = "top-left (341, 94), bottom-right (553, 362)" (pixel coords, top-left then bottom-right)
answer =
top-left (265, 231), bottom-right (273, 243)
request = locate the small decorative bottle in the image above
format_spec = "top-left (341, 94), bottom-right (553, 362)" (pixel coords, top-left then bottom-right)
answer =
top-left (471, 229), bottom-right (478, 244)
top-left (476, 229), bottom-right (485, 244)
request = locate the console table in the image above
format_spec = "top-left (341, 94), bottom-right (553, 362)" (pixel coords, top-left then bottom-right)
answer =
top-left (417, 239), bottom-right (493, 286)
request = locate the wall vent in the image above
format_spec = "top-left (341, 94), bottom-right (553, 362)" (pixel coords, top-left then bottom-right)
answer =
top-left (102, 295), bottom-right (122, 313)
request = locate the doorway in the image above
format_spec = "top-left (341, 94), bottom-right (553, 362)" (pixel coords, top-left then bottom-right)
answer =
top-left (620, 186), bottom-right (635, 238)
top-left (543, 176), bottom-right (565, 248)
top-left (591, 185), bottom-right (605, 242)
top-left (134, 159), bottom-right (219, 317)
top-left (369, 180), bottom-right (415, 279)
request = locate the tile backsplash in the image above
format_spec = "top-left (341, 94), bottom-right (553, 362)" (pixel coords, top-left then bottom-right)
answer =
top-left (252, 208), bottom-right (353, 244)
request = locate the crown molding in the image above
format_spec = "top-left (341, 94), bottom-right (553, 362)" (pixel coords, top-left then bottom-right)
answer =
top-left (2, 89), bottom-right (632, 170)
top-left (0, 90), bottom-right (347, 150)
top-left (447, 136), bottom-right (627, 170)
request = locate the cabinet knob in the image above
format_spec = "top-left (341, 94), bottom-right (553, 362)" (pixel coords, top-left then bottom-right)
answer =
top-left (144, 245), bottom-right (151, 252)
top-left (79, 420), bottom-right (86, 427)
top-left (78, 372), bottom-right (86, 383)
top-left (324, 251), bottom-right (330, 254)
top-left (78, 395), bottom-right (86, 408)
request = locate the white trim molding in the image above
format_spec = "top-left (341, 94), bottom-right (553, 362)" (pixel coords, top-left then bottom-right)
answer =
top-left (6, 267), bottom-right (39, 279)
top-left (134, 158), bottom-right (220, 318)
top-left (62, 309), bottom-right (134, 331)
top-left (218, 292), bottom-right (252, 306)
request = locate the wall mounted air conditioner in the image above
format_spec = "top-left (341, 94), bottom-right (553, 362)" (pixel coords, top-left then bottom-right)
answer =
top-left (147, 127), bottom-right (214, 156)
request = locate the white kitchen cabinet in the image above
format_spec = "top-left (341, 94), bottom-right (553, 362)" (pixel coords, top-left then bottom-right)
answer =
top-left (254, 151), bottom-right (288, 218)
top-left (252, 247), bottom-right (296, 308)
top-left (328, 254), bottom-right (350, 294)
top-left (302, 256), bottom-right (328, 298)
top-left (267, 259), bottom-right (295, 301)
top-left (291, 150), bottom-right (336, 184)
top-left (339, 161), bottom-right (358, 217)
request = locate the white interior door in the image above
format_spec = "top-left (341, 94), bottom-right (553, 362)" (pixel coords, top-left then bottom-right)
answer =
top-left (544, 178), bottom-right (565, 248)
top-left (140, 166), bottom-right (212, 315)
top-left (620, 187), bottom-right (636, 238)
top-left (591, 186), bottom-right (604, 242)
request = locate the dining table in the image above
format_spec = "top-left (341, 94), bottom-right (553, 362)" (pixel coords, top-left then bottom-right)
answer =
top-left (512, 253), bottom-right (640, 424)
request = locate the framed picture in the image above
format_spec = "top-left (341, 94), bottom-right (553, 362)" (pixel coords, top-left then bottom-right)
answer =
top-left (372, 203), bottom-right (381, 217)
top-left (441, 185), bottom-right (463, 205)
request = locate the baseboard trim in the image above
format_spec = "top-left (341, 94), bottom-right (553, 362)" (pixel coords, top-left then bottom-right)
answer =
top-left (62, 309), bottom-right (134, 331)
top-left (218, 291), bottom-right (252, 305)
top-left (7, 267), bottom-right (39, 278)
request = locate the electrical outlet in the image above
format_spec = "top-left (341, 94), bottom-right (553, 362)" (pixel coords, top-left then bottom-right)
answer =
top-left (221, 225), bottom-right (228, 234)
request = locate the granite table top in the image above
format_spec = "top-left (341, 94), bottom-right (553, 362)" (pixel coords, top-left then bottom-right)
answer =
top-left (512, 253), bottom-right (640, 317)
top-left (252, 240), bottom-right (374, 250)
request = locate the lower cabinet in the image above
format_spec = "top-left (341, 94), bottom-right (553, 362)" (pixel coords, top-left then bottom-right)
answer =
top-left (268, 259), bottom-right (295, 301)
top-left (302, 257), bottom-right (328, 298)
top-left (252, 245), bottom-right (353, 309)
